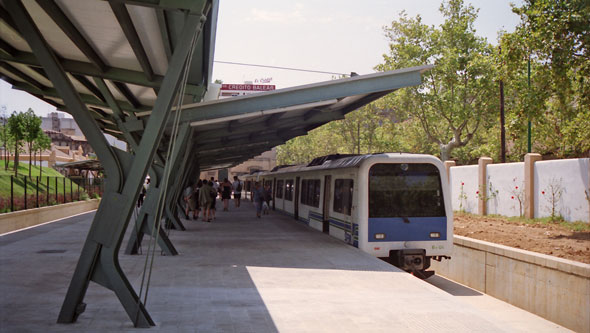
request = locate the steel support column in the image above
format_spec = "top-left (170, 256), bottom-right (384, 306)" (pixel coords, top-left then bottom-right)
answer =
top-left (5, 1), bottom-right (210, 326)
top-left (125, 123), bottom-right (192, 255)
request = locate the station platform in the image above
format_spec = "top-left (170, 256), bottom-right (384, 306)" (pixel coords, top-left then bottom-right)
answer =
top-left (0, 200), bottom-right (569, 332)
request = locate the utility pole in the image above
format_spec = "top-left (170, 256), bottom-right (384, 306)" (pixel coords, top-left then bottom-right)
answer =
top-left (499, 46), bottom-right (506, 163)
top-left (527, 55), bottom-right (532, 153)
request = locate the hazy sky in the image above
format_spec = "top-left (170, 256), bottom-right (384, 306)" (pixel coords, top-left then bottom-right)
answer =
top-left (0, 0), bottom-right (522, 117)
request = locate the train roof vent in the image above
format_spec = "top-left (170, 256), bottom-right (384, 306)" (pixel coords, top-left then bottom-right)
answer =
top-left (270, 165), bottom-right (295, 172)
top-left (307, 154), bottom-right (359, 167)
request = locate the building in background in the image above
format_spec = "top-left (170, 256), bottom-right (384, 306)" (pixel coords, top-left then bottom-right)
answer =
top-left (199, 83), bottom-right (277, 181)
top-left (200, 147), bottom-right (277, 181)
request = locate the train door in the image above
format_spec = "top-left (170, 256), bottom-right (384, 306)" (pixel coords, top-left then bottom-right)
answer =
top-left (322, 175), bottom-right (331, 233)
top-left (272, 178), bottom-right (276, 211)
top-left (294, 176), bottom-right (300, 220)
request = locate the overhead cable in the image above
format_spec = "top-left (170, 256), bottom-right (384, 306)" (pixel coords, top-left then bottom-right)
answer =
top-left (214, 60), bottom-right (349, 76)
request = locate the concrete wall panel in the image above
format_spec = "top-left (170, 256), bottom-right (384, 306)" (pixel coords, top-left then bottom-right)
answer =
top-left (534, 158), bottom-right (589, 222)
top-left (431, 236), bottom-right (590, 332)
top-left (486, 162), bottom-right (525, 217)
top-left (450, 165), bottom-right (478, 214)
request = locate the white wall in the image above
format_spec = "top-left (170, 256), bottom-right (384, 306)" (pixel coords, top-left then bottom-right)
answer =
top-left (449, 158), bottom-right (590, 223)
top-left (486, 162), bottom-right (524, 217)
top-left (450, 165), bottom-right (478, 214)
top-left (534, 158), bottom-right (589, 222)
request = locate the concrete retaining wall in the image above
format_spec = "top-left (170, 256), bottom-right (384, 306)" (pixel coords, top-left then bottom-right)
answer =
top-left (0, 199), bottom-right (100, 234)
top-left (431, 236), bottom-right (590, 332)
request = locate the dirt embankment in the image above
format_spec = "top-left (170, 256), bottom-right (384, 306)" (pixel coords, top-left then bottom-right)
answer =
top-left (453, 213), bottom-right (590, 264)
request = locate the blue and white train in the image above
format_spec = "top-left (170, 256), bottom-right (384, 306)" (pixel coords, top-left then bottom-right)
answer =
top-left (244, 153), bottom-right (452, 278)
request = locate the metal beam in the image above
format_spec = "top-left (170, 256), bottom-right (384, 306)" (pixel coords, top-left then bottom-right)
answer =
top-left (0, 38), bottom-right (18, 56)
top-left (0, 51), bottom-right (205, 95)
top-left (3, 0), bottom-right (152, 326)
top-left (112, 81), bottom-right (142, 109)
top-left (0, 61), bottom-right (47, 91)
top-left (108, 0), bottom-right (211, 14)
top-left (8, 1), bottom-right (210, 327)
top-left (109, 0), bottom-right (154, 81)
top-left (180, 67), bottom-right (429, 124)
top-left (0, 6), bottom-right (18, 32)
top-left (72, 74), bottom-right (106, 102)
top-left (35, 0), bottom-right (107, 72)
top-left (125, 132), bottom-right (188, 255)
top-left (10, 81), bottom-right (146, 113)
top-left (155, 9), bottom-right (172, 60)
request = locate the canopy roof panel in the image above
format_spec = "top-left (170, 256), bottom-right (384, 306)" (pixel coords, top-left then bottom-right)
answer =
top-left (1, 0), bottom-right (217, 112)
top-left (1, 0), bottom-right (431, 172)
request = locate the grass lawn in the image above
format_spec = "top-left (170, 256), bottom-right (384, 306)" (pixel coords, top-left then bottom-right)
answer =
top-left (0, 161), bottom-right (101, 212)
top-left (0, 161), bottom-right (63, 178)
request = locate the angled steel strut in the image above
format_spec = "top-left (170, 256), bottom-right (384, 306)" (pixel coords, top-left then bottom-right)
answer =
top-left (4, 1), bottom-right (211, 327)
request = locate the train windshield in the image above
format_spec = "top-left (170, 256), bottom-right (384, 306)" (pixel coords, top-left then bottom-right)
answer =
top-left (368, 163), bottom-right (445, 218)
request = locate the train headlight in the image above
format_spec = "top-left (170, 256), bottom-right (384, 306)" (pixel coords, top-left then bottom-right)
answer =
top-left (400, 163), bottom-right (409, 171)
top-left (374, 233), bottom-right (386, 240)
top-left (429, 232), bottom-right (441, 238)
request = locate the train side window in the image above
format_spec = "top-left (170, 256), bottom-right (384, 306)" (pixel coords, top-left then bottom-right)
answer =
top-left (285, 179), bottom-right (294, 201)
top-left (301, 179), bottom-right (321, 207)
top-left (313, 179), bottom-right (321, 207)
top-left (276, 180), bottom-right (284, 198)
top-left (301, 179), bottom-right (308, 204)
top-left (333, 179), bottom-right (353, 215)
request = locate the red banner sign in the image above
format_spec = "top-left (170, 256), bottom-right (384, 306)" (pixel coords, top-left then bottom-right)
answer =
top-left (220, 84), bottom-right (276, 91)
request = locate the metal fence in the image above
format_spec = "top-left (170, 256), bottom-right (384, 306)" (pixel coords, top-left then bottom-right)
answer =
top-left (0, 176), bottom-right (104, 213)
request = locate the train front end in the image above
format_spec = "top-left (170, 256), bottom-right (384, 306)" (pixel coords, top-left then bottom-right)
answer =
top-left (357, 154), bottom-right (453, 278)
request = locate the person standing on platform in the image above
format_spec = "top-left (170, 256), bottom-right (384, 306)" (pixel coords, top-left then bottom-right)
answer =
top-left (262, 183), bottom-right (272, 214)
top-left (199, 180), bottom-right (213, 222)
top-left (210, 177), bottom-right (219, 199)
top-left (183, 182), bottom-right (197, 220)
top-left (193, 179), bottom-right (202, 220)
top-left (221, 178), bottom-right (232, 211)
top-left (232, 176), bottom-right (242, 208)
top-left (209, 181), bottom-right (217, 220)
top-left (253, 182), bottom-right (265, 218)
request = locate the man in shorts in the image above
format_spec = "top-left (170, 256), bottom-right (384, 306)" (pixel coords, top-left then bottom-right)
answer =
top-left (183, 182), bottom-right (197, 219)
top-left (198, 180), bottom-right (213, 222)
top-left (232, 176), bottom-right (242, 208)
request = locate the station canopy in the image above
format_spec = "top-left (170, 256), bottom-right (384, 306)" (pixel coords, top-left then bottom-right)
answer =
top-left (0, 0), bottom-right (434, 327)
top-left (0, 0), bottom-right (431, 171)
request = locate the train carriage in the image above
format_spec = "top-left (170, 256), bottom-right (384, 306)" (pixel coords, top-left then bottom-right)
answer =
top-left (243, 153), bottom-right (452, 278)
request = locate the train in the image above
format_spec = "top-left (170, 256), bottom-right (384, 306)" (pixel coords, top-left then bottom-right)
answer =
top-left (243, 153), bottom-right (452, 278)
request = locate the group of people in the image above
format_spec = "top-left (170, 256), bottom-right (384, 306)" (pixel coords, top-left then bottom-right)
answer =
top-left (183, 176), bottom-right (243, 222)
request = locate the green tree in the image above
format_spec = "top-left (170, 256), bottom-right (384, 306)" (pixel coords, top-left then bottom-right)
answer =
top-left (375, 0), bottom-right (498, 161)
top-left (500, 0), bottom-right (590, 158)
top-left (0, 123), bottom-right (8, 170)
top-left (22, 108), bottom-right (42, 177)
top-left (276, 124), bottom-right (341, 165)
top-left (7, 111), bottom-right (25, 176)
top-left (32, 132), bottom-right (51, 177)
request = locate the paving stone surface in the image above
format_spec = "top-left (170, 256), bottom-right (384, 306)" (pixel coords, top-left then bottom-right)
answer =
top-left (0, 199), bottom-right (569, 332)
